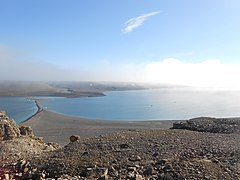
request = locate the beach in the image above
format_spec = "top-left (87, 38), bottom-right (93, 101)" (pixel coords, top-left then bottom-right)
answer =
top-left (2, 105), bottom-right (240, 179)
top-left (21, 109), bottom-right (176, 145)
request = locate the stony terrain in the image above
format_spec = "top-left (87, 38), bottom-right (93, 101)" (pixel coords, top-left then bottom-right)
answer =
top-left (0, 112), bottom-right (60, 179)
top-left (172, 117), bottom-right (240, 134)
top-left (0, 112), bottom-right (240, 179)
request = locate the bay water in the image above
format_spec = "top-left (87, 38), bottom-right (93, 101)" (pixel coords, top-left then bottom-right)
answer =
top-left (0, 97), bottom-right (38, 124)
top-left (1, 88), bottom-right (240, 123)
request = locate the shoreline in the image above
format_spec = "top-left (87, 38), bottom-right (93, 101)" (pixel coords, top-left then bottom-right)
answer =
top-left (22, 100), bottom-right (43, 123)
top-left (21, 109), bottom-right (177, 145)
top-left (21, 96), bottom-right (179, 124)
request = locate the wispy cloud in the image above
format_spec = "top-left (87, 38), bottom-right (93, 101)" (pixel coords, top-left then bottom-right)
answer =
top-left (122, 11), bottom-right (159, 33)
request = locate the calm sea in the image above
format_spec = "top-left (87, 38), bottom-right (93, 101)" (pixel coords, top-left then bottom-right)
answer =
top-left (0, 97), bottom-right (38, 124)
top-left (40, 88), bottom-right (240, 120)
top-left (1, 88), bottom-right (240, 123)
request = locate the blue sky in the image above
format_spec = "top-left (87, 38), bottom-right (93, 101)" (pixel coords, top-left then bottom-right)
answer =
top-left (1, 0), bottom-right (240, 88)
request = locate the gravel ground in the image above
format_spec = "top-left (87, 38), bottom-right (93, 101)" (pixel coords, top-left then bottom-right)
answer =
top-left (1, 114), bottom-right (240, 179)
top-left (29, 129), bottom-right (240, 179)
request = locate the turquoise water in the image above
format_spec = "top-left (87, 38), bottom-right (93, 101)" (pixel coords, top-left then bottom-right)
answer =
top-left (40, 88), bottom-right (240, 120)
top-left (1, 88), bottom-right (240, 123)
top-left (0, 97), bottom-right (38, 124)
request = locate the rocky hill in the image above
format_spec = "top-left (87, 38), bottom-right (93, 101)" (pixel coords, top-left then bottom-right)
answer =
top-left (0, 112), bottom-right (239, 179)
top-left (0, 111), bottom-right (60, 179)
top-left (172, 117), bottom-right (240, 134)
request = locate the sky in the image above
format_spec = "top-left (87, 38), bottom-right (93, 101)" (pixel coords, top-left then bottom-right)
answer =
top-left (1, 0), bottom-right (240, 88)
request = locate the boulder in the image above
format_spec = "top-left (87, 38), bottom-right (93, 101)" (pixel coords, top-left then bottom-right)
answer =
top-left (69, 135), bottom-right (81, 142)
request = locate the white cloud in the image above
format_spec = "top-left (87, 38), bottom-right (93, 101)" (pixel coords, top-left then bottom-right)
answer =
top-left (3, 44), bottom-right (240, 90)
top-left (144, 58), bottom-right (240, 89)
top-left (122, 11), bottom-right (159, 33)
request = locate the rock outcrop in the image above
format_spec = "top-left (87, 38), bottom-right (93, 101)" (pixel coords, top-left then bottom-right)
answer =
top-left (0, 111), bottom-right (34, 140)
top-left (172, 117), bottom-right (240, 134)
top-left (0, 111), bottom-right (60, 179)
top-left (0, 111), bottom-right (21, 140)
top-left (19, 125), bottom-right (34, 136)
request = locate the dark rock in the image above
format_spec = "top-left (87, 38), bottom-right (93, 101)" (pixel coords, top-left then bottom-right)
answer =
top-left (119, 143), bottom-right (130, 149)
top-left (69, 135), bottom-right (80, 142)
top-left (19, 126), bottom-right (34, 136)
top-left (98, 174), bottom-right (108, 180)
top-left (143, 166), bottom-right (153, 176)
top-left (129, 155), bottom-right (142, 161)
top-left (163, 164), bottom-right (172, 172)
top-left (152, 152), bottom-right (159, 157)
top-left (156, 159), bottom-right (167, 165)
top-left (162, 173), bottom-right (174, 180)
top-left (82, 151), bottom-right (89, 156)
top-left (47, 142), bottom-right (61, 149)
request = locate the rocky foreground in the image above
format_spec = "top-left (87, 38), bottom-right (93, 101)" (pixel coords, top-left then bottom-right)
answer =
top-left (0, 112), bottom-right (240, 179)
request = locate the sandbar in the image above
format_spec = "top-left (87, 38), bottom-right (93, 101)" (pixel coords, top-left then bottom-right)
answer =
top-left (21, 110), bottom-right (176, 146)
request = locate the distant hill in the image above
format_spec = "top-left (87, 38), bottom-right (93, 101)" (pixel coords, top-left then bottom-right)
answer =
top-left (0, 81), bottom-right (57, 96)
top-left (0, 80), bottom-right (179, 97)
top-left (49, 81), bottom-right (151, 92)
top-left (0, 81), bottom-right (104, 97)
